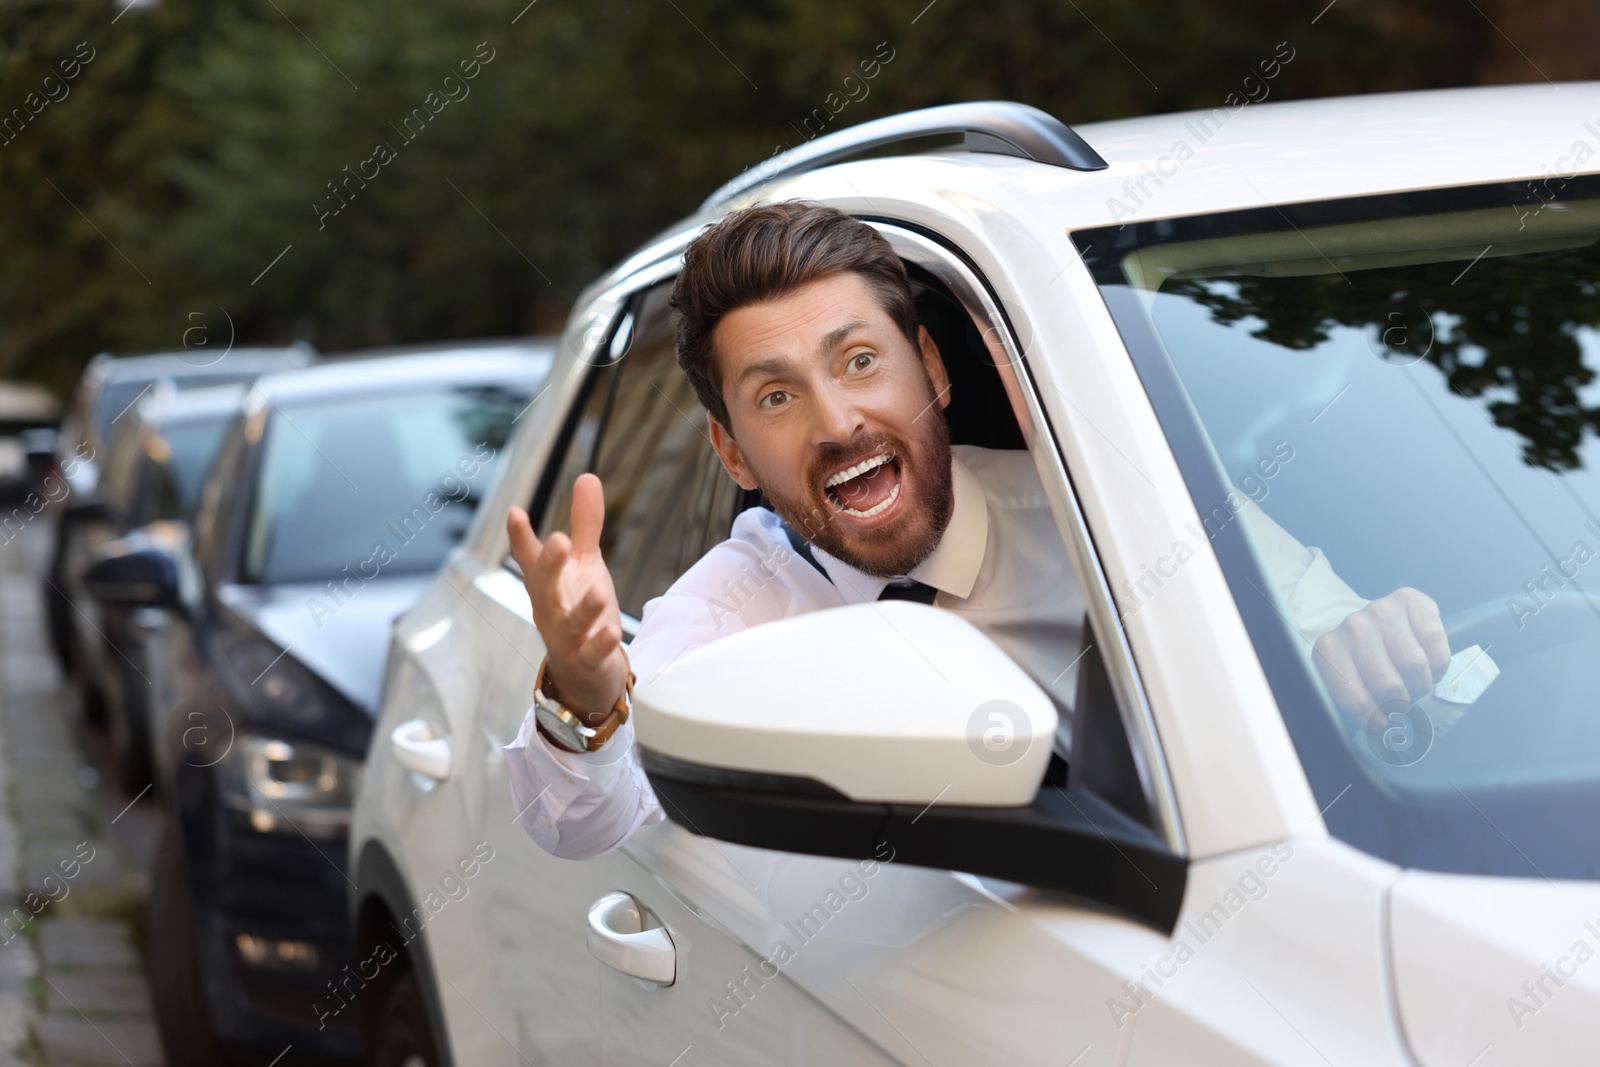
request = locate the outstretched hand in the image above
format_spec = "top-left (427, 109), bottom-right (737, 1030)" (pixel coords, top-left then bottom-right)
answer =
top-left (507, 473), bottom-right (629, 720)
top-left (1312, 586), bottom-right (1450, 720)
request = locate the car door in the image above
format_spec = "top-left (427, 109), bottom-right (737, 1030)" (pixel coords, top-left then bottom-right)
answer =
top-left (566, 229), bottom-right (1184, 1067)
top-left (380, 566), bottom-right (618, 1067)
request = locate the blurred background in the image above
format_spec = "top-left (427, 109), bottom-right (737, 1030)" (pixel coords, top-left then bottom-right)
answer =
top-left (2, 0), bottom-right (1599, 397)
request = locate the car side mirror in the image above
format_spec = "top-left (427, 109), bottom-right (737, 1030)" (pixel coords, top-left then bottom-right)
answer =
top-left (635, 602), bottom-right (1185, 931)
top-left (82, 546), bottom-right (182, 609)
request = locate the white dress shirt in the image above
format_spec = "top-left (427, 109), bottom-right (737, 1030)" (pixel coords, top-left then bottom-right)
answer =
top-left (504, 444), bottom-right (1367, 860)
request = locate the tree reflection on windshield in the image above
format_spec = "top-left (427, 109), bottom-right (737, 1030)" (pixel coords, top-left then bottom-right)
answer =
top-left (1167, 242), bottom-right (1600, 470)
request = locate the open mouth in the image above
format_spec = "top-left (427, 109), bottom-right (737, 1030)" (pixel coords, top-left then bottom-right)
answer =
top-left (824, 451), bottom-right (902, 519)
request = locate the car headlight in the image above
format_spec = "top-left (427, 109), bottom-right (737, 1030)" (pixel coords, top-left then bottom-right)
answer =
top-left (221, 735), bottom-right (361, 837)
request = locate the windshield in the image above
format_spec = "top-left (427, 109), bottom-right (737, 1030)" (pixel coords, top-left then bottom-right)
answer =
top-left (242, 385), bottom-right (524, 585)
top-left (90, 369), bottom-right (283, 447)
top-left (1080, 175), bottom-right (1600, 879)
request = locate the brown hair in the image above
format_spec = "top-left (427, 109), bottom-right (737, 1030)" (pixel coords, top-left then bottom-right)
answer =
top-left (670, 201), bottom-right (919, 431)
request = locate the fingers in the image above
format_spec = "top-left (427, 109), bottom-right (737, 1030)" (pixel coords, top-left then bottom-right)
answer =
top-left (520, 532), bottom-right (571, 621)
top-left (560, 580), bottom-right (623, 668)
top-left (1367, 589), bottom-right (1448, 699)
top-left (570, 473), bottom-right (605, 557)
top-left (506, 506), bottom-right (543, 575)
top-left (1399, 587), bottom-right (1452, 681)
top-left (509, 507), bottom-right (573, 626)
top-left (526, 531), bottom-right (615, 636)
top-left (1360, 597), bottom-right (1433, 701)
top-left (1315, 588), bottom-right (1453, 721)
top-left (575, 620), bottom-right (623, 670)
top-left (511, 484), bottom-right (624, 712)
top-left (1334, 609), bottom-right (1404, 706)
top-left (1312, 632), bottom-right (1374, 716)
top-left (561, 585), bottom-right (609, 644)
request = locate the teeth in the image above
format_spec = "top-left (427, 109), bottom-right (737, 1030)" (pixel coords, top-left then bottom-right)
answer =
top-left (826, 452), bottom-right (892, 488)
top-left (839, 481), bottom-right (900, 519)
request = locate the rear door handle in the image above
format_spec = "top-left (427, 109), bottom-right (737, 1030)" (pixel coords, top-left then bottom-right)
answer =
top-left (586, 892), bottom-right (675, 985)
top-left (390, 719), bottom-right (452, 780)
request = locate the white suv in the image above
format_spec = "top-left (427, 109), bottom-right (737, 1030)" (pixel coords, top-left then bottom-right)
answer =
top-left (351, 86), bottom-right (1600, 1067)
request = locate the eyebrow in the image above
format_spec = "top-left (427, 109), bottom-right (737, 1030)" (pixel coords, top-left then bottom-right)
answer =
top-left (733, 356), bottom-right (794, 390)
top-left (816, 319), bottom-right (872, 356)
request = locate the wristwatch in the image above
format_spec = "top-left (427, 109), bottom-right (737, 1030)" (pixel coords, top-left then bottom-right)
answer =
top-left (533, 655), bottom-right (636, 754)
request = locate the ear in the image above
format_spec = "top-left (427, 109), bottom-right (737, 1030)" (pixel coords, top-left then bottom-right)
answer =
top-left (917, 325), bottom-right (953, 410)
top-left (709, 415), bottom-right (760, 491)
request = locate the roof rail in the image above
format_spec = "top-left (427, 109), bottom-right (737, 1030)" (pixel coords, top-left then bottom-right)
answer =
top-left (701, 100), bottom-right (1107, 212)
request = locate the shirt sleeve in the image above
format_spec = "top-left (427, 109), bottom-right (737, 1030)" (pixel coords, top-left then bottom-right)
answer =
top-left (1236, 495), bottom-right (1370, 647)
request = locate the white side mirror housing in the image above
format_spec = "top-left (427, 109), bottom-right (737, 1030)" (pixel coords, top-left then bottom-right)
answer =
top-left (634, 601), bottom-right (1057, 807)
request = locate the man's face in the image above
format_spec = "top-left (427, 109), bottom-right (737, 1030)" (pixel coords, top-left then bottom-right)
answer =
top-left (706, 271), bottom-right (955, 579)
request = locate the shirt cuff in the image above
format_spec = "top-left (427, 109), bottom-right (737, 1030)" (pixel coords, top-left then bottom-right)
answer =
top-left (1283, 546), bottom-right (1371, 646)
top-left (503, 703), bottom-right (657, 859)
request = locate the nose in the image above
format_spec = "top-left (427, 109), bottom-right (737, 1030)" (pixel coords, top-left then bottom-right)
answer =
top-left (810, 377), bottom-right (865, 448)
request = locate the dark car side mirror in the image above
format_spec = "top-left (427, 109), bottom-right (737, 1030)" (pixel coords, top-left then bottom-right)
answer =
top-left (82, 546), bottom-right (182, 609)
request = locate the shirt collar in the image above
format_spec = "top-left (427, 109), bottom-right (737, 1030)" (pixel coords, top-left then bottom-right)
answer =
top-left (813, 451), bottom-right (989, 602)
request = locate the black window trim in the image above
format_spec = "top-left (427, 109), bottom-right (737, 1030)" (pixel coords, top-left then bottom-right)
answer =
top-left (194, 401), bottom-right (264, 588)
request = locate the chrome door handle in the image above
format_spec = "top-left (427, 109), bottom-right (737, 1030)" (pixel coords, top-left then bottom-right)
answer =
top-left (586, 892), bottom-right (675, 985)
top-left (390, 719), bottom-right (452, 780)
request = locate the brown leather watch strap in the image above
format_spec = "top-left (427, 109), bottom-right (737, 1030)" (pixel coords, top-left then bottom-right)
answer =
top-left (534, 655), bottom-right (636, 752)
top-left (582, 697), bottom-right (630, 748)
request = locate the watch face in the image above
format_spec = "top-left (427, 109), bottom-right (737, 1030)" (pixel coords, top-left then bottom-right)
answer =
top-left (535, 702), bottom-right (588, 753)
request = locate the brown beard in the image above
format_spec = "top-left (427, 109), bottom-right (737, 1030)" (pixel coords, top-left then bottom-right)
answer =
top-left (757, 398), bottom-right (954, 580)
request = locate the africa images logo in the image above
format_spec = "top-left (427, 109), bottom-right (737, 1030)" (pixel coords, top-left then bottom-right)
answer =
top-left (965, 698), bottom-right (1034, 767)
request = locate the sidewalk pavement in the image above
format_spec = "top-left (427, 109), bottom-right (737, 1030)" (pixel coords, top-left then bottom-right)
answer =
top-left (0, 521), bottom-right (165, 1067)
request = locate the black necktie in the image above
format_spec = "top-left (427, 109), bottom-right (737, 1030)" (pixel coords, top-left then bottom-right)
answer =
top-left (878, 578), bottom-right (940, 605)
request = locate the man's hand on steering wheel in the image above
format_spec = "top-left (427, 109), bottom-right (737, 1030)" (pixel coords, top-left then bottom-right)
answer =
top-left (1312, 587), bottom-right (1451, 719)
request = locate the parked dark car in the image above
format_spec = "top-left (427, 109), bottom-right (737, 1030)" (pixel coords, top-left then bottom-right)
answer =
top-left (73, 383), bottom-right (250, 790)
top-left (47, 345), bottom-right (316, 690)
top-left (83, 340), bottom-right (553, 1065)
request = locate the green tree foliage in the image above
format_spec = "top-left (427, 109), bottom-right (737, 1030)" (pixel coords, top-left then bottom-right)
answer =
top-left (0, 0), bottom-right (1483, 392)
